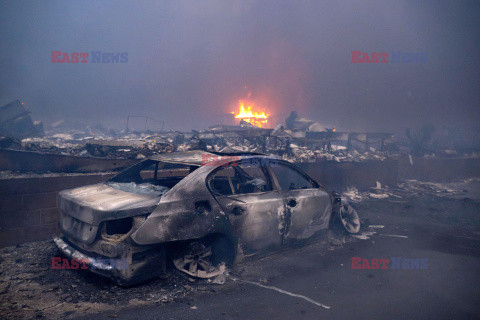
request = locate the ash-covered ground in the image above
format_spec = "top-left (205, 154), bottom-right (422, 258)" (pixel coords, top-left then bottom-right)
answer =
top-left (1, 180), bottom-right (479, 319)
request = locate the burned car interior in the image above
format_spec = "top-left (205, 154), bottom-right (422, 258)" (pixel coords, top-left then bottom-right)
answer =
top-left (109, 159), bottom-right (199, 193)
top-left (209, 162), bottom-right (271, 195)
top-left (208, 159), bottom-right (322, 196)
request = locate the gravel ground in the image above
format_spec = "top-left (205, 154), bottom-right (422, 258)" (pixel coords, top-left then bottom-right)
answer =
top-left (0, 225), bottom-right (353, 319)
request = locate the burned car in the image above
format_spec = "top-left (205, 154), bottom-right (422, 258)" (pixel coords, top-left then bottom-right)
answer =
top-left (54, 151), bottom-right (360, 285)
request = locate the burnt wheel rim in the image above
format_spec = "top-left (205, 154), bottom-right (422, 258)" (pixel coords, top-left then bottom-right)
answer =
top-left (339, 205), bottom-right (360, 234)
top-left (174, 242), bottom-right (224, 278)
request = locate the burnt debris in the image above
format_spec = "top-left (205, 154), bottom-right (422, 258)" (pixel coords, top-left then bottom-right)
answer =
top-left (0, 110), bottom-right (478, 175)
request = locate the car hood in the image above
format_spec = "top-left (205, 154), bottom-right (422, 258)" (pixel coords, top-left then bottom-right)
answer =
top-left (58, 183), bottom-right (161, 226)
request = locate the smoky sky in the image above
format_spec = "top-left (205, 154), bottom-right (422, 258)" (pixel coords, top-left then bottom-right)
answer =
top-left (0, 0), bottom-right (479, 133)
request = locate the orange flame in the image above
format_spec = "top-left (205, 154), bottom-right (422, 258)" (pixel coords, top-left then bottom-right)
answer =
top-left (232, 100), bottom-right (269, 128)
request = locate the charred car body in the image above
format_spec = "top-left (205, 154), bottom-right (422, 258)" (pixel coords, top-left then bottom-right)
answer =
top-left (54, 151), bottom-right (360, 285)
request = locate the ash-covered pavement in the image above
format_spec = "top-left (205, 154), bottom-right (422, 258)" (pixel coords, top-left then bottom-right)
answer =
top-left (1, 181), bottom-right (480, 319)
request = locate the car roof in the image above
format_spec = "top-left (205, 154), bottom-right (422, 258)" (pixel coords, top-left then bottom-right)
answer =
top-left (149, 150), bottom-right (273, 166)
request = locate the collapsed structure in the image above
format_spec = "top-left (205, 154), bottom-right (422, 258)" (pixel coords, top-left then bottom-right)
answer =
top-left (0, 100), bottom-right (43, 148)
top-left (1, 99), bottom-right (478, 175)
top-left (0, 108), bottom-right (398, 171)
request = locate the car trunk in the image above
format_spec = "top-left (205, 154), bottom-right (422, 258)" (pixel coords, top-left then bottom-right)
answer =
top-left (58, 183), bottom-right (163, 244)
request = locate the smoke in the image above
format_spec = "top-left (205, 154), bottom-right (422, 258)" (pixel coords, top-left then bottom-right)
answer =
top-left (0, 0), bottom-right (479, 134)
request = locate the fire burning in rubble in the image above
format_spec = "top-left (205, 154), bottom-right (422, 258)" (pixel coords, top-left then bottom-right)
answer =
top-left (231, 100), bottom-right (269, 128)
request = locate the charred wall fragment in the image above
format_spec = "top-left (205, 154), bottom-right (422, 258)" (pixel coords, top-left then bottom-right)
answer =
top-left (0, 100), bottom-right (43, 141)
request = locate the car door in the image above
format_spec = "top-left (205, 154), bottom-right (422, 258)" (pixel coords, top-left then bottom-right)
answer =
top-left (208, 159), bottom-right (286, 253)
top-left (268, 160), bottom-right (332, 240)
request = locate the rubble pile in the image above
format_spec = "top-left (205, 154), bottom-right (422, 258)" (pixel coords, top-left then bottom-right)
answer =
top-left (0, 106), bottom-right (478, 166)
top-left (4, 123), bottom-right (399, 163)
top-left (342, 178), bottom-right (480, 203)
top-left (19, 133), bottom-right (201, 158)
top-left (281, 144), bottom-right (392, 163)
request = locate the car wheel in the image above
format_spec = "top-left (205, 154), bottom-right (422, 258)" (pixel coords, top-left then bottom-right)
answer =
top-left (173, 236), bottom-right (233, 278)
top-left (332, 204), bottom-right (361, 234)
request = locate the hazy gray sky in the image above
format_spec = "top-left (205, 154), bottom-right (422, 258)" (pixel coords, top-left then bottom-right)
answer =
top-left (0, 0), bottom-right (479, 133)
